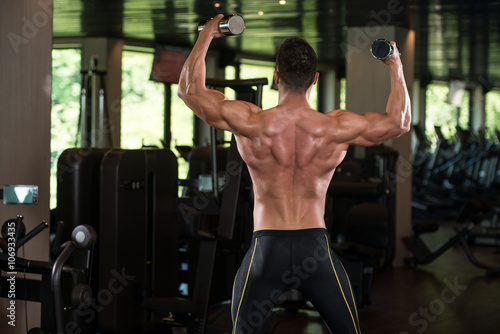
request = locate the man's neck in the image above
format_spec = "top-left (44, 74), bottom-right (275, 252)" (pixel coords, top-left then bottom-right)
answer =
top-left (278, 89), bottom-right (312, 107)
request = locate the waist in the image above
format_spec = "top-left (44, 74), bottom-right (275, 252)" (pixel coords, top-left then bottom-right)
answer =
top-left (252, 201), bottom-right (326, 231)
top-left (252, 212), bottom-right (326, 230)
top-left (252, 226), bottom-right (327, 238)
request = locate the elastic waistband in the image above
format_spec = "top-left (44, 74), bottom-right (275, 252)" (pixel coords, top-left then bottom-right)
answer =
top-left (252, 227), bottom-right (327, 238)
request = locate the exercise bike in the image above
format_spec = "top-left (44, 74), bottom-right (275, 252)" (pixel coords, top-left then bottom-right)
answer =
top-left (403, 199), bottom-right (500, 277)
top-left (0, 216), bottom-right (96, 333)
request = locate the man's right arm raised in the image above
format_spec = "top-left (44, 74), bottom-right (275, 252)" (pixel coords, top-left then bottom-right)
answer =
top-left (177, 14), bottom-right (262, 138)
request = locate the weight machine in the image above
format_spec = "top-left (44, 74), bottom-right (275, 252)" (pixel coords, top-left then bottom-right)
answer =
top-left (404, 199), bottom-right (500, 277)
top-left (0, 216), bottom-right (96, 333)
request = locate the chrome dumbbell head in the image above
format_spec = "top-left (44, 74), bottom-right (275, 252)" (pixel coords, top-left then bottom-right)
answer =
top-left (198, 14), bottom-right (245, 36)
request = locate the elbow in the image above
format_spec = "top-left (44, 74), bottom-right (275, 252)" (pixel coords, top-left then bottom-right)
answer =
top-left (177, 72), bottom-right (198, 101)
top-left (400, 122), bottom-right (411, 135)
top-left (177, 82), bottom-right (200, 106)
top-left (394, 121), bottom-right (411, 138)
top-left (389, 115), bottom-right (411, 140)
top-left (177, 84), bottom-right (188, 101)
top-left (397, 106), bottom-right (412, 135)
top-left (401, 111), bottom-right (412, 134)
top-left (177, 88), bottom-right (183, 101)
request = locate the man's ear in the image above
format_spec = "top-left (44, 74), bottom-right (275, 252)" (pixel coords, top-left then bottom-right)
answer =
top-left (274, 71), bottom-right (280, 85)
top-left (313, 72), bottom-right (319, 85)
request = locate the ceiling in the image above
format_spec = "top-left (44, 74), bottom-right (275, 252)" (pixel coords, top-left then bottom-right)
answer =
top-left (53, 0), bottom-right (500, 88)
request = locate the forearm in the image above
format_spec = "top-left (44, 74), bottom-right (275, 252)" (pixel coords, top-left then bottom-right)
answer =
top-left (386, 63), bottom-right (411, 134)
top-left (177, 32), bottom-right (212, 105)
top-left (177, 15), bottom-right (227, 126)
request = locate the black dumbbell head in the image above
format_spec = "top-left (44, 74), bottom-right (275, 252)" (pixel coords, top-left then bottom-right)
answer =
top-left (370, 38), bottom-right (394, 60)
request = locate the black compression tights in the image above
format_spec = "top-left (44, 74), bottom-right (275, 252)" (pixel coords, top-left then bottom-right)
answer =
top-left (231, 228), bottom-right (361, 334)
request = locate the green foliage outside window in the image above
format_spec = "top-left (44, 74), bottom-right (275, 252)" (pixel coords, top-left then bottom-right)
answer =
top-left (121, 50), bottom-right (194, 180)
top-left (425, 83), bottom-right (500, 146)
top-left (51, 48), bottom-right (81, 209)
top-left (121, 51), bottom-right (164, 149)
top-left (486, 91), bottom-right (500, 143)
top-left (425, 83), bottom-right (469, 144)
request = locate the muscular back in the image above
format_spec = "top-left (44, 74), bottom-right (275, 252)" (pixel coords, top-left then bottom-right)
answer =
top-left (235, 105), bottom-right (349, 230)
top-left (177, 30), bottom-right (409, 230)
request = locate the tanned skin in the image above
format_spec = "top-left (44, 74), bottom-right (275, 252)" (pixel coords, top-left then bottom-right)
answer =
top-left (178, 14), bottom-right (411, 231)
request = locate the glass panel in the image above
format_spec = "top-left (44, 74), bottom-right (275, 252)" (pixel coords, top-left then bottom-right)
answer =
top-left (51, 49), bottom-right (82, 209)
top-left (170, 83), bottom-right (194, 180)
top-left (458, 90), bottom-right (470, 130)
top-left (340, 78), bottom-right (346, 110)
top-left (425, 83), bottom-right (469, 141)
top-left (239, 64), bottom-right (279, 109)
top-left (486, 91), bottom-right (500, 143)
top-left (121, 50), bottom-right (164, 149)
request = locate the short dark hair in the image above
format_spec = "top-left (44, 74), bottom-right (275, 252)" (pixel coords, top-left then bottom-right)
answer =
top-left (275, 37), bottom-right (317, 94)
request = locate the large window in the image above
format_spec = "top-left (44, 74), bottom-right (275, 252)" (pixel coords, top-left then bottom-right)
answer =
top-left (425, 83), bottom-right (470, 141)
top-left (121, 51), bottom-right (193, 180)
top-left (170, 83), bottom-right (194, 179)
top-left (239, 64), bottom-right (280, 109)
top-left (339, 77), bottom-right (346, 110)
top-left (51, 48), bottom-right (81, 209)
top-left (121, 50), bottom-right (164, 149)
top-left (486, 91), bottom-right (500, 142)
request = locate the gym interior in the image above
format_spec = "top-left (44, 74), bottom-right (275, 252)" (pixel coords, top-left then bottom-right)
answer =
top-left (1, 0), bottom-right (500, 333)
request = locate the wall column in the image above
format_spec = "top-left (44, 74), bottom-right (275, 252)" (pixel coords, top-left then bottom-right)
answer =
top-left (411, 78), bottom-right (428, 151)
top-left (0, 0), bottom-right (53, 331)
top-left (318, 69), bottom-right (341, 113)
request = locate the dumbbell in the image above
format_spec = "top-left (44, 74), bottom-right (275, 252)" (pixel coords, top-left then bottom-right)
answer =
top-left (198, 14), bottom-right (245, 36)
top-left (370, 38), bottom-right (401, 60)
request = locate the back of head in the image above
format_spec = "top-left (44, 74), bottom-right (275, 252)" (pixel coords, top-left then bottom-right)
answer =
top-left (276, 37), bottom-right (317, 94)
